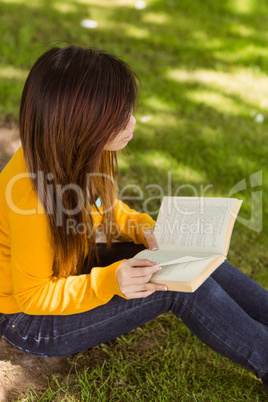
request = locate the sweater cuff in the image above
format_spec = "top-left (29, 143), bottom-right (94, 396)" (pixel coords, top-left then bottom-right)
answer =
top-left (91, 259), bottom-right (127, 301)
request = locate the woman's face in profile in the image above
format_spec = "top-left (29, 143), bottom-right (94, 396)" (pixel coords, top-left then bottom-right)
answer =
top-left (104, 115), bottom-right (136, 151)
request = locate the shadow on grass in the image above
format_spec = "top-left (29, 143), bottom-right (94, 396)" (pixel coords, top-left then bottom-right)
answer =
top-left (0, 336), bottom-right (70, 400)
top-left (0, 0), bottom-right (267, 183)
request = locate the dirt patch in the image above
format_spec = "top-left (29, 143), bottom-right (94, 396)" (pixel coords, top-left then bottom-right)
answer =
top-left (0, 336), bottom-right (71, 401)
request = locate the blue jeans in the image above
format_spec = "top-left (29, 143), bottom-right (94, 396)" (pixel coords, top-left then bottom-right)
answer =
top-left (0, 243), bottom-right (268, 386)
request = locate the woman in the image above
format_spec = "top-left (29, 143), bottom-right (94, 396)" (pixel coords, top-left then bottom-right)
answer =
top-left (0, 45), bottom-right (267, 391)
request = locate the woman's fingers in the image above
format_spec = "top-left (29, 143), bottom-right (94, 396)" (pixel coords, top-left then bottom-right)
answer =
top-left (127, 258), bottom-right (157, 267)
top-left (120, 282), bottom-right (167, 298)
top-left (131, 282), bottom-right (167, 297)
top-left (125, 258), bottom-right (161, 277)
top-left (116, 258), bottom-right (167, 299)
top-left (118, 264), bottom-right (160, 285)
top-left (143, 228), bottom-right (158, 250)
top-left (130, 272), bottom-right (155, 284)
top-left (129, 264), bottom-right (161, 278)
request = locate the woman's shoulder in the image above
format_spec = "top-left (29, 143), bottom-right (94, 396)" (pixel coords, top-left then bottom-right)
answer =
top-left (0, 146), bottom-right (27, 180)
top-left (0, 147), bottom-right (39, 211)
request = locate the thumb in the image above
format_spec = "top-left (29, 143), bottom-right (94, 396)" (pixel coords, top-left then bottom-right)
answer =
top-left (143, 228), bottom-right (158, 250)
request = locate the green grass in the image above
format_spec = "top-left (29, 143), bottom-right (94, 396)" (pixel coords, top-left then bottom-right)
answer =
top-left (23, 315), bottom-right (267, 401)
top-left (1, 0), bottom-right (268, 400)
top-left (23, 315), bottom-right (268, 401)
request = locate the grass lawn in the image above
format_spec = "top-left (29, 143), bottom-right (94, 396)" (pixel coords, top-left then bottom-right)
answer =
top-left (0, 0), bottom-right (268, 400)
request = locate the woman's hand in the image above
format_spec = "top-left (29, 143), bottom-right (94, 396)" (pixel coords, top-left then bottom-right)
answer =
top-left (143, 228), bottom-right (158, 250)
top-left (116, 258), bottom-right (167, 299)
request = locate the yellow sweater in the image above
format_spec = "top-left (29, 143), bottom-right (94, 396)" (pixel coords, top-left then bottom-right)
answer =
top-left (0, 148), bottom-right (155, 315)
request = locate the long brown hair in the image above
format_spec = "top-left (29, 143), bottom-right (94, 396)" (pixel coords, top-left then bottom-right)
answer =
top-left (19, 45), bottom-right (138, 278)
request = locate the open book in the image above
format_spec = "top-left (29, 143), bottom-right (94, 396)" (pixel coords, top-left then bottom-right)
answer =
top-left (135, 197), bottom-right (242, 292)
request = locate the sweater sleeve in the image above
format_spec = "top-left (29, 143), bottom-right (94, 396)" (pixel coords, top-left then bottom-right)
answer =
top-left (9, 193), bottom-right (126, 315)
top-left (113, 199), bottom-right (156, 247)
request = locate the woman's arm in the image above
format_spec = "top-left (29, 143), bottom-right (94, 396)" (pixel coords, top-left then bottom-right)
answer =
top-left (8, 189), bottom-right (159, 315)
top-left (113, 199), bottom-right (157, 248)
top-left (8, 194), bottom-right (127, 315)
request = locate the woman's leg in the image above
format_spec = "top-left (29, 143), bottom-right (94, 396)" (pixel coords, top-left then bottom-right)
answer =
top-left (176, 272), bottom-right (268, 380)
top-left (211, 262), bottom-right (268, 327)
top-left (1, 273), bottom-right (268, 378)
top-left (1, 244), bottom-right (267, 383)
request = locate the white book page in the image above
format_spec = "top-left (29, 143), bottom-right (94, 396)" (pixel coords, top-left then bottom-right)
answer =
top-left (134, 249), bottom-right (216, 266)
top-left (151, 255), bottom-right (221, 282)
top-left (154, 197), bottom-right (241, 255)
